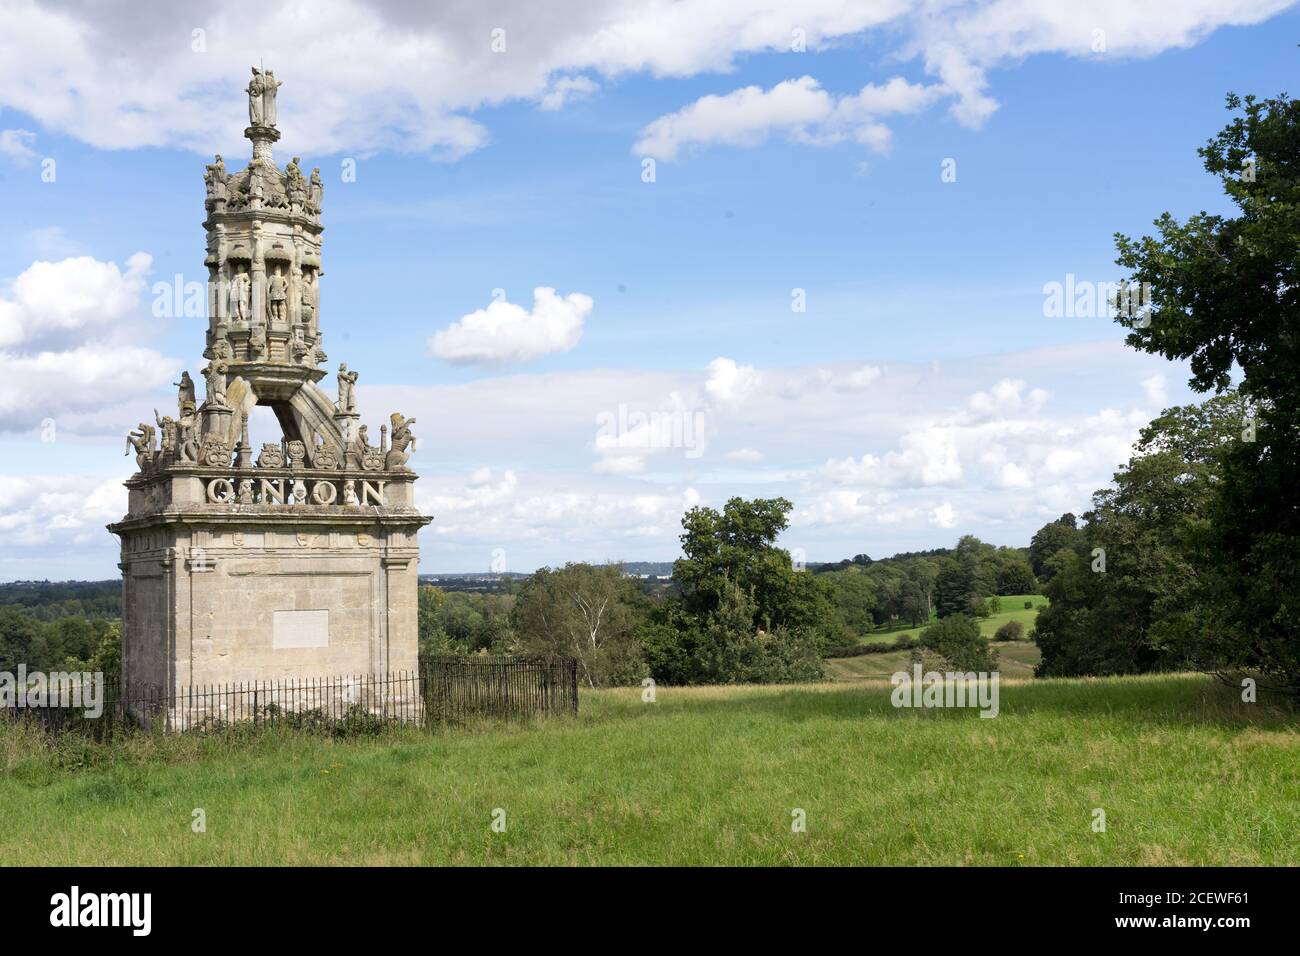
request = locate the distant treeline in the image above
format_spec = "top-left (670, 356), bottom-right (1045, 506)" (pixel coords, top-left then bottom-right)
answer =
top-left (0, 581), bottom-right (121, 622)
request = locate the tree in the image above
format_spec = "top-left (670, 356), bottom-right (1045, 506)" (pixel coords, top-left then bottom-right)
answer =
top-left (511, 563), bottom-right (647, 688)
top-left (1033, 393), bottom-right (1245, 678)
top-left (822, 568), bottom-right (878, 635)
top-left (920, 615), bottom-right (997, 672)
top-left (674, 497), bottom-right (833, 638)
top-left (1028, 515), bottom-right (1083, 582)
top-left (1114, 92), bottom-right (1300, 689)
top-left (933, 559), bottom-right (970, 618)
top-left (995, 555), bottom-right (1037, 595)
top-left (993, 620), bottom-right (1024, 642)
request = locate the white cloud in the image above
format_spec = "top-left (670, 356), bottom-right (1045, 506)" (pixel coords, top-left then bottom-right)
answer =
top-left (633, 74), bottom-right (946, 160)
top-left (705, 357), bottom-right (761, 405)
top-left (1142, 373), bottom-right (1168, 408)
top-left (539, 75), bottom-right (599, 111)
top-left (929, 501), bottom-right (957, 528)
top-left (0, 252), bottom-right (178, 431)
top-left (726, 447), bottom-right (763, 462)
top-left (1, 1), bottom-right (1278, 159)
top-left (0, 253), bottom-right (152, 348)
top-left (0, 128), bottom-right (36, 163)
top-left (633, 76), bottom-right (833, 160)
top-left (428, 287), bottom-right (593, 367)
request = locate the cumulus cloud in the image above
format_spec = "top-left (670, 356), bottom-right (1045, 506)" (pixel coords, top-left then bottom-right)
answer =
top-left (633, 75), bottom-right (945, 160)
top-left (428, 287), bottom-right (593, 367)
top-left (0, 252), bottom-right (178, 431)
top-left (705, 357), bottom-right (761, 405)
top-left (0, 253), bottom-right (152, 349)
top-left (929, 501), bottom-right (957, 529)
top-left (0, 1), bottom-right (1281, 159)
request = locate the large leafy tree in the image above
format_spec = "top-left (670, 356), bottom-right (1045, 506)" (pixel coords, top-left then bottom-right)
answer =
top-left (1034, 392), bottom-right (1247, 678)
top-left (511, 563), bottom-right (647, 688)
top-left (1028, 514), bottom-right (1083, 582)
top-left (1114, 93), bottom-right (1300, 689)
top-left (674, 497), bottom-right (831, 636)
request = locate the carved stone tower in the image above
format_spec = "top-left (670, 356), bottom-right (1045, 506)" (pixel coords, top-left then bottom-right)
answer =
top-left (109, 69), bottom-right (431, 699)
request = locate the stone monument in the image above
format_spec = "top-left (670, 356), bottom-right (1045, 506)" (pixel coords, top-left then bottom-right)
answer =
top-left (109, 70), bottom-right (431, 701)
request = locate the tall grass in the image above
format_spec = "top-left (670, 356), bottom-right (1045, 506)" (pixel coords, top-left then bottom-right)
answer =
top-left (1, 674), bottom-right (1296, 865)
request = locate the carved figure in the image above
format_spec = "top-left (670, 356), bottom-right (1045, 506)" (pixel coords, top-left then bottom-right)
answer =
top-left (204, 154), bottom-right (228, 207)
top-left (267, 267), bottom-right (288, 326)
top-left (228, 271), bottom-right (251, 323)
top-left (343, 480), bottom-right (359, 505)
top-left (202, 360), bottom-right (229, 408)
top-left (125, 422), bottom-right (156, 469)
top-left (263, 70), bottom-right (283, 125)
top-left (291, 479), bottom-right (307, 504)
top-left (154, 410), bottom-right (176, 458)
top-left (237, 478), bottom-right (254, 505)
top-left (309, 168), bottom-right (323, 214)
top-left (300, 271), bottom-right (317, 332)
top-left (386, 413), bottom-right (417, 470)
top-left (177, 415), bottom-right (199, 464)
top-left (175, 371), bottom-right (196, 414)
top-left (336, 363), bottom-right (358, 414)
top-left (247, 68), bottom-right (265, 126)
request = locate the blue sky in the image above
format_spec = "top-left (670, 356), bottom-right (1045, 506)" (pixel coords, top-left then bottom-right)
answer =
top-left (0, 1), bottom-right (1293, 579)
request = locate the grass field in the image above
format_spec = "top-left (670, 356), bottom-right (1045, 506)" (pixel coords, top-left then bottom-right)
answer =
top-left (862, 593), bottom-right (1050, 645)
top-left (2, 673), bottom-right (1296, 865)
top-left (826, 640), bottom-right (1042, 680)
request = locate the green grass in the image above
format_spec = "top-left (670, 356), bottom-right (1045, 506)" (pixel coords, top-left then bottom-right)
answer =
top-left (2, 673), bottom-right (1296, 865)
top-left (826, 640), bottom-right (1041, 680)
top-left (863, 593), bottom-right (1049, 645)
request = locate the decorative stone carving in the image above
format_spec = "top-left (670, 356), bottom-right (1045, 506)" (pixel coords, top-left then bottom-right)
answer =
top-left (249, 320), bottom-right (268, 358)
top-left (202, 360), bottom-right (229, 409)
top-left (256, 442), bottom-right (284, 468)
top-left (125, 422), bottom-right (156, 470)
top-left (176, 371), bottom-right (196, 415)
top-left (204, 154), bottom-right (228, 210)
top-left (247, 68), bottom-right (266, 126)
top-left (154, 410), bottom-right (176, 459)
top-left (386, 413), bottom-right (417, 470)
top-left (309, 167), bottom-right (323, 216)
top-left (312, 439), bottom-right (340, 470)
top-left (110, 70), bottom-right (432, 711)
top-left (267, 267), bottom-right (288, 327)
top-left (202, 438), bottom-right (232, 468)
top-left (336, 363), bottom-right (358, 414)
top-left (263, 70), bottom-right (283, 126)
top-left (228, 272), bottom-right (251, 324)
top-left (300, 271), bottom-right (317, 333)
top-left (177, 415), bottom-right (199, 464)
